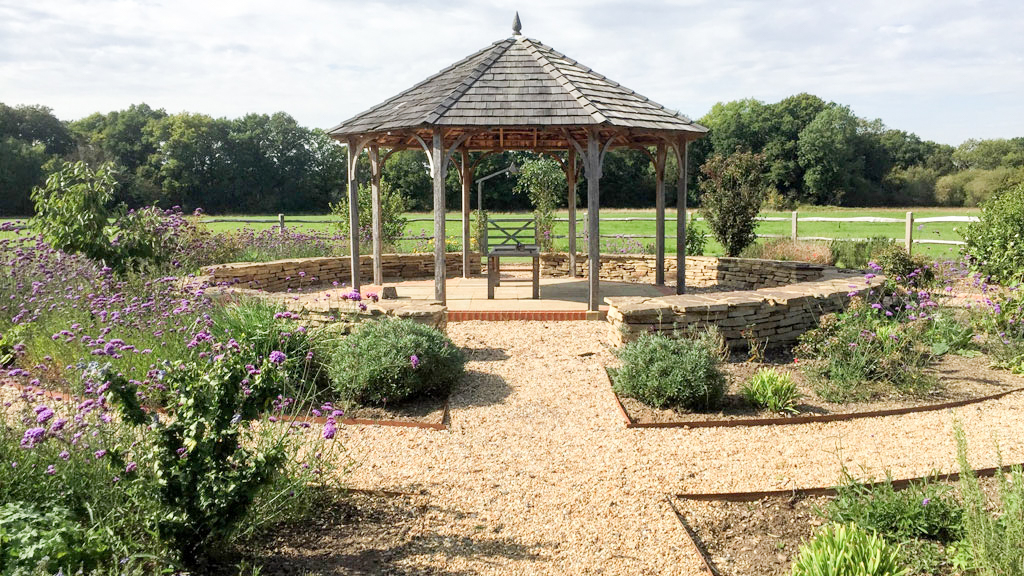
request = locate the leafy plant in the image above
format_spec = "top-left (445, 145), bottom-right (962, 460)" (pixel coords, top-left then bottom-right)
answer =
top-left (328, 317), bottom-right (465, 406)
top-left (791, 523), bottom-right (908, 576)
top-left (795, 299), bottom-right (938, 403)
top-left (514, 157), bottom-right (565, 252)
top-left (0, 503), bottom-right (110, 574)
top-left (108, 348), bottom-right (291, 562)
top-left (741, 367), bottom-right (801, 413)
top-left (825, 472), bottom-right (964, 545)
top-left (962, 182), bottom-right (1024, 284)
top-left (330, 179), bottom-right (407, 251)
top-left (30, 160), bottom-right (118, 264)
top-left (873, 245), bottom-right (934, 287)
top-left (956, 427), bottom-right (1024, 576)
top-left (685, 212), bottom-right (707, 256)
top-left (612, 329), bottom-right (726, 411)
top-left (698, 151), bottom-right (767, 257)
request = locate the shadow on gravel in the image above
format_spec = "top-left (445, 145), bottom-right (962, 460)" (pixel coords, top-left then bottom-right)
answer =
top-left (230, 491), bottom-right (545, 575)
top-left (462, 345), bottom-right (510, 362)
top-left (451, 370), bottom-right (513, 409)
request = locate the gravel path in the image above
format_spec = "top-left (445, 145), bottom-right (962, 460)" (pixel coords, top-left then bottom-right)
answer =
top-left (334, 321), bottom-right (1024, 575)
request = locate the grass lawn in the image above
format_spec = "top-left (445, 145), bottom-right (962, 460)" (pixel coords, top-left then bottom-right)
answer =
top-left (3, 206), bottom-right (978, 260)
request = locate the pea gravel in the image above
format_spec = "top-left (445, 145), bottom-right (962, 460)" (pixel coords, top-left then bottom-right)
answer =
top-left (327, 320), bottom-right (1024, 575)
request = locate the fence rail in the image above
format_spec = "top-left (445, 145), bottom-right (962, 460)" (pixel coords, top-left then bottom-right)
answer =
top-left (5, 211), bottom-right (981, 253)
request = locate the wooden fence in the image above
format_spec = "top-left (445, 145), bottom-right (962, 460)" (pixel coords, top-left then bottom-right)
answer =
top-left (5, 211), bottom-right (980, 255)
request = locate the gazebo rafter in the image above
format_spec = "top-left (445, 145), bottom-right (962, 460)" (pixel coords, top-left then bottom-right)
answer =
top-left (328, 14), bottom-right (706, 310)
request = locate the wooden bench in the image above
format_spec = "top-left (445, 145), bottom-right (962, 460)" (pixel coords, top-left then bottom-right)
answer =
top-left (485, 218), bottom-right (540, 299)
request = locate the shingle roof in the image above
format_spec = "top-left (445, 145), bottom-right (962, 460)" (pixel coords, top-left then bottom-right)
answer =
top-left (328, 35), bottom-right (706, 137)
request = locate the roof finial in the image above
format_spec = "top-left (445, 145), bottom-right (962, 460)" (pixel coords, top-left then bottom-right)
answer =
top-left (512, 11), bottom-right (522, 35)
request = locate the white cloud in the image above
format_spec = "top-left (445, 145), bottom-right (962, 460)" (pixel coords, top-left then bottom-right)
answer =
top-left (1, 0), bottom-right (1022, 144)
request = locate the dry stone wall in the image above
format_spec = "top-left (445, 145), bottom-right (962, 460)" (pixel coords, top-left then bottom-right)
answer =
top-left (606, 272), bottom-right (883, 349)
top-left (540, 253), bottom-right (826, 289)
top-left (206, 253), bottom-right (481, 292)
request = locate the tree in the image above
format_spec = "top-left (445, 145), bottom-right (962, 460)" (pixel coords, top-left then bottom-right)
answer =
top-left (797, 105), bottom-right (863, 205)
top-left (698, 151), bottom-right (767, 256)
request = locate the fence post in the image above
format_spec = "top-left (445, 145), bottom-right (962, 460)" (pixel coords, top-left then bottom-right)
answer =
top-left (278, 213), bottom-right (285, 233)
top-left (791, 211), bottom-right (798, 242)
top-left (905, 211), bottom-right (914, 254)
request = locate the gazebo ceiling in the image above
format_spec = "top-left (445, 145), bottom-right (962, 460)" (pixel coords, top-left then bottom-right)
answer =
top-left (328, 26), bottom-right (707, 151)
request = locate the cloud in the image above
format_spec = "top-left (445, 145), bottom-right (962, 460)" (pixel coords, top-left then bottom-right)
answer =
top-left (1, 0), bottom-right (1022, 144)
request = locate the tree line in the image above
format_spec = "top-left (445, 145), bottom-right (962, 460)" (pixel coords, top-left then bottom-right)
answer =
top-left (2, 96), bottom-right (1022, 216)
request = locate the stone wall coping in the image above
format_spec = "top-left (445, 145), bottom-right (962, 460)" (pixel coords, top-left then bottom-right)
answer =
top-left (607, 273), bottom-right (881, 319)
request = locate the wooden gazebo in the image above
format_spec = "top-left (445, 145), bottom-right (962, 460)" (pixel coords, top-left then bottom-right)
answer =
top-left (328, 14), bottom-right (707, 311)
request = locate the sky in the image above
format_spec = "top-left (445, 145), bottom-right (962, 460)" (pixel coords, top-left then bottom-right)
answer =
top-left (1, 0), bottom-right (1022, 146)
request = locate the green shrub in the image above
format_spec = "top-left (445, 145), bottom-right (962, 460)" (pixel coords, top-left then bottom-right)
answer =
top-left (0, 503), bottom-right (110, 575)
top-left (872, 244), bottom-right (934, 287)
top-left (330, 179), bottom-right (407, 251)
top-left (741, 367), bottom-right (801, 413)
top-left (698, 151), bottom-right (767, 257)
top-left (830, 237), bottom-right (894, 269)
top-left (963, 182), bottom-right (1024, 284)
top-left (922, 309), bottom-right (977, 357)
top-left (795, 300), bottom-right (937, 403)
top-left (956, 428), bottom-right (1024, 576)
top-left (791, 524), bottom-right (908, 576)
top-left (328, 317), bottom-right (465, 406)
top-left (826, 473), bottom-right (964, 545)
top-left (209, 297), bottom-right (329, 396)
top-left (30, 160), bottom-right (118, 263)
top-left (685, 212), bottom-right (707, 256)
top-left (612, 329), bottom-right (726, 410)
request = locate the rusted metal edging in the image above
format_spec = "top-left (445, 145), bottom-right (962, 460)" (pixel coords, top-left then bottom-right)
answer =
top-left (604, 368), bottom-right (1024, 430)
top-left (675, 463), bottom-right (1024, 502)
top-left (666, 494), bottom-right (720, 575)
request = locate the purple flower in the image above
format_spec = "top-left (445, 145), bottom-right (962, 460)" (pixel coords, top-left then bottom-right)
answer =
top-left (35, 405), bottom-right (54, 424)
top-left (922, 498), bottom-right (931, 506)
top-left (410, 354), bottom-right (420, 369)
top-left (323, 421), bottom-right (336, 439)
top-left (94, 449), bottom-right (107, 459)
top-left (125, 462), bottom-right (137, 473)
top-left (21, 427), bottom-right (46, 448)
top-left (59, 450), bottom-right (70, 461)
top-left (45, 464), bottom-right (56, 475)
top-left (269, 350), bottom-right (286, 365)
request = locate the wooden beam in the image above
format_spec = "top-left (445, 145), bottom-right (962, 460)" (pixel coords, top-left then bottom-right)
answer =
top-left (369, 144), bottom-right (383, 286)
top-left (654, 143), bottom-right (667, 286)
top-left (460, 148), bottom-right (472, 278)
top-left (346, 138), bottom-right (361, 292)
top-left (675, 137), bottom-right (689, 294)
top-left (586, 128), bottom-right (602, 312)
top-left (431, 129), bottom-right (447, 303)
top-left (566, 147), bottom-right (577, 278)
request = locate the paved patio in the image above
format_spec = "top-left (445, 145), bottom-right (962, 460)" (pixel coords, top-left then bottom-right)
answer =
top-left (363, 273), bottom-right (674, 312)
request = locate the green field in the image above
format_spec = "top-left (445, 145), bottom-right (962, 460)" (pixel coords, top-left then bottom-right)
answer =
top-left (3, 206), bottom-right (979, 260)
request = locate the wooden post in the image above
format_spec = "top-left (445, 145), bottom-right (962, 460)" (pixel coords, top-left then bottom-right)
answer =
top-left (278, 213), bottom-right (285, 233)
top-left (791, 211), bottom-right (798, 242)
top-left (346, 139), bottom-right (361, 293)
top-left (460, 149), bottom-right (472, 278)
top-left (654, 143), bottom-right (667, 286)
top-left (369, 145), bottom-right (383, 286)
top-left (675, 138), bottom-right (688, 294)
top-left (567, 148), bottom-right (578, 278)
top-left (431, 129), bottom-right (447, 303)
top-left (586, 129), bottom-right (602, 312)
top-left (905, 211), bottom-right (914, 254)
